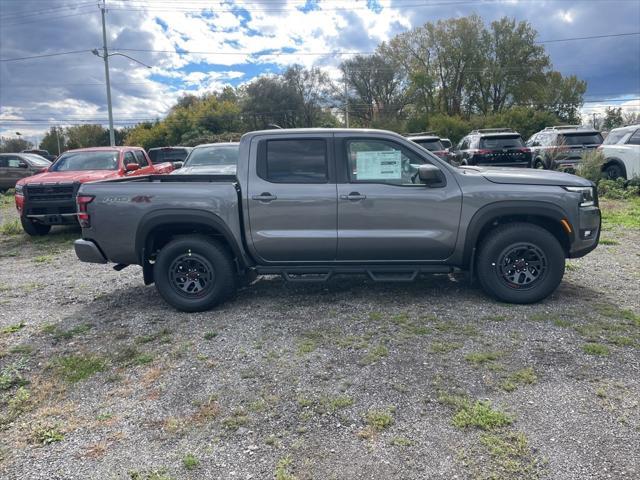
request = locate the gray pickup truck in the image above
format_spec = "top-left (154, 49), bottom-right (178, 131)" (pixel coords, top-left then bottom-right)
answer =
top-left (74, 128), bottom-right (601, 311)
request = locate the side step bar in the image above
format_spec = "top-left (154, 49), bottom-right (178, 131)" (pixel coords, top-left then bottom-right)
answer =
top-left (256, 265), bottom-right (453, 283)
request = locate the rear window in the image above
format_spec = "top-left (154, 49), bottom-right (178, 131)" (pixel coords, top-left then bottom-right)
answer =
top-left (479, 135), bottom-right (524, 149)
top-left (50, 151), bottom-right (119, 171)
top-left (559, 132), bottom-right (603, 146)
top-left (413, 139), bottom-right (443, 151)
top-left (185, 145), bottom-right (239, 167)
top-left (603, 129), bottom-right (632, 145)
top-left (162, 148), bottom-right (190, 162)
top-left (260, 139), bottom-right (327, 183)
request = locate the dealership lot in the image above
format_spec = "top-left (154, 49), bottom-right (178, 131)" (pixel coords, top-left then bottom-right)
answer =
top-left (0, 198), bottom-right (639, 480)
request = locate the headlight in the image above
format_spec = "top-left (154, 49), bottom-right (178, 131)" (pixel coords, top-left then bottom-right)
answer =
top-left (565, 186), bottom-right (595, 207)
top-left (15, 184), bottom-right (24, 195)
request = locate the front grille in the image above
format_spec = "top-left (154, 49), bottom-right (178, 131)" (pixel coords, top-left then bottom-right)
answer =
top-left (26, 183), bottom-right (75, 202)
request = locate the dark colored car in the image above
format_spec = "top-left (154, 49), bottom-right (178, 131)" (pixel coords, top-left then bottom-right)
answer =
top-left (451, 129), bottom-right (532, 168)
top-left (21, 149), bottom-right (57, 162)
top-left (148, 147), bottom-right (193, 167)
top-left (407, 135), bottom-right (449, 161)
top-left (0, 153), bottom-right (51, 191)
top-left (527, 126), bottom-right (603, 171)
top-left (440, 138), bottom-right (452, 150)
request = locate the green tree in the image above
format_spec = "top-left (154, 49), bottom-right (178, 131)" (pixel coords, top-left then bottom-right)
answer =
top-left (601, 107), bottom-right (624, 131)
top-left (65, 125), bottom-right (109, 149)
top-left (0, 137), bottom-right (33, 153)
top-left (535, 72), bottom-right (586, 123)
top-left (39, 127), bottom-right (66, 155)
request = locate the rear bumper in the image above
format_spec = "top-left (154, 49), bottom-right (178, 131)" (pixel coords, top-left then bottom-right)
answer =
top-left (25, 213), bottom-right (78, 225)
top-left (568, 206), bottom-right (601, 258)
top-left (74, 239), bottom-right (107, 264)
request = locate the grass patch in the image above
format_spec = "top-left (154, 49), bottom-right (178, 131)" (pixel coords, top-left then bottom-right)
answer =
top-left (32, 424), bottom-right (64, 445)
top-left (128, 469), bottom-right (174, 480)
top-left (136, 328), bottom-right (172, 344)
top-left (500, 367), bottom-right (537, 392)
top-left (582, 343), bottom-right (610, 356)
top-left (222, 409), bottom-right (248, 431)
top-left (553, 318), bottom-right (572, 328)
top-left (114, 346), bottom-right (154, 366)
top-left (359, 343), bottom-right (389, 365)
top-left (203, 331), bottom-right (218, 340)
top-left (275, 457), bottom-right (296, 480)
top-left (52, 323), bottom-right (92, 340)
top-left (389, 436), bottom-right (414, 447)
top-left (53, 354), bottom-right (106, 382)
top-left (600, 197), bottom-right (640, 230)
top-left (1, 322), bottom-right (25, 335)
top-left (365, 408), bottom-right (394, 431)
top-left (599, 238), bottom-right (619, 246)
top-left (182, 453), bottom-right (199, 470)
top-left (465, 351), bottom-right (502, 365)
top-left (0, 219), bottom-right (21, 236)
top-left (452, 400), bottom-right (513, 430)
top-left (476, 431), bottom-right (543, 478)
top-left (0, 360), bottom-right (29, 390)
top-left (429, 341), bottom-right (462, 354)
top-left (33, 254), bottom-right (54, 264)
top-left (484, 315), bottom-right (507, 322)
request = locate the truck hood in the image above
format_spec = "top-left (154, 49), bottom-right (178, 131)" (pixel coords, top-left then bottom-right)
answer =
top-left (459, 166), bottom-right (592, 187)
top-left (17, 170), bottom-right (120, 185)
top-left (172, 164), bottom-right (237, 175)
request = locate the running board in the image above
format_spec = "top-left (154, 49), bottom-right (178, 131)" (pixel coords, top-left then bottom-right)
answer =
top-left (256, 265), bottom-right (453, 283)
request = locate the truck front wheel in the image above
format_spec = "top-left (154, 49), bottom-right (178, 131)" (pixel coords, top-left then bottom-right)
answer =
top-left (21, 217), bottom-right (51, 236)
top-left (154, 236), bottom-right (237, 312)
top-left (476, 223), bottom-right (565, 304)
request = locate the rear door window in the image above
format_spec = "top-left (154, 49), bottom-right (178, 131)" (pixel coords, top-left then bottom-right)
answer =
top-left (261, 139), bottom-right (327, 183)
top-left (627, 130), bottom-right (640, 145)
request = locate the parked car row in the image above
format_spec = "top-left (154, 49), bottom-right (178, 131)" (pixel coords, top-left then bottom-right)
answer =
top-left (407, 124), bottom-right (639, 179)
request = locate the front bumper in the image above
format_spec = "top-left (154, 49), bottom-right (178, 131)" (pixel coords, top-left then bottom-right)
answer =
top-left (568, 206), bottom-right (601, 258)
top-left (74, 239), bottom-right (107, 264)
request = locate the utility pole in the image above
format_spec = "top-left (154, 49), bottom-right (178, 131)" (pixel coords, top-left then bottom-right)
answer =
top-left (592, 113), bottom-right (597, 129)
top-left (55, 127), bottom-right (61, 155)
top-left (343, 70), bottom-right (349, 128)
top-left (100, 0), bottom-right (115, 146)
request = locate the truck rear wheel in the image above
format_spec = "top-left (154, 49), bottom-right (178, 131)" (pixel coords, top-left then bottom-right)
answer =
top-left (154, 236), bottom-right (237, 312)
top-left (21, 217), bottom-right (51, 236)
top-left (476, 223), bottom-right (565, 304)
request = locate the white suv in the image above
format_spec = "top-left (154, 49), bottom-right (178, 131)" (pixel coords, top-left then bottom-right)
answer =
top-left (598, 124), bottom-right (640, 179)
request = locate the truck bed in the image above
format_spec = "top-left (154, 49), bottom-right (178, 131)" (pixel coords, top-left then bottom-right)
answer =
top-left (78, 174), bottom-right (243, 265)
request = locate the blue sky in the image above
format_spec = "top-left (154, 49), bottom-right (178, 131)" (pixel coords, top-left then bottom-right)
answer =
top-left (0, 0), bottom-right (639, 143)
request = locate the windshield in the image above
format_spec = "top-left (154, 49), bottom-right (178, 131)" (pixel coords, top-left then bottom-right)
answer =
top-left (23, 154), bottom-right (51, 166)
top-left (603, 129), bottom-right (631, 145)
top-left (480, 136), bottom-right (524, 149)
top-left (184, 145), bottom-right (239, 167)
top-left (559, 132), bottom-right (603, 146)
top-left (50, 151), bottom-right (119, 171)
top-left (414, 139), bottom-right (444, 151)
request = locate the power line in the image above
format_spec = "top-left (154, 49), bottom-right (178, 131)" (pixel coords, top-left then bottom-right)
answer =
top-left (0, 50), bottom-right (91, 62)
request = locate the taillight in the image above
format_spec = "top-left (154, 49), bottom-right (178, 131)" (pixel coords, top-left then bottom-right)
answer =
top-left (519, 148), bottom-right (531, 153)
top-left (76, 195), bottom-right (95, 228)
top-left (474, 149), bottom-right (492, 155)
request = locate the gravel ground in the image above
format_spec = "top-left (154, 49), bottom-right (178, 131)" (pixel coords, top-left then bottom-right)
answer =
top-left (0, 198), bottom-right (639, 480)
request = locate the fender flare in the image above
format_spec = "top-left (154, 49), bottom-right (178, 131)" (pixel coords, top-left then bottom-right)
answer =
top-left (135, 208), bottom-right (248, 268)
top-left (462, 200), bottom-right (572, 267)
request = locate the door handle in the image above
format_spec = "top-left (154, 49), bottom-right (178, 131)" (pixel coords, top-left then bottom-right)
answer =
top-left (340, 192), bottom-right (366, 201)
top-left (252, 193), bottom-right (277, 202)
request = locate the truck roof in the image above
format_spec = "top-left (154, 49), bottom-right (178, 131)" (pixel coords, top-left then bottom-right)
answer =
top-left (241, 127), bottom-right (401, 139)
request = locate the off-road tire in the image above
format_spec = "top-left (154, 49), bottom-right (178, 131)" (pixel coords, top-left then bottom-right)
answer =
top-left (603, 162), bottom-right (625, 180)
top-left (20, 217), bottom-right (51, 236)
top-left (154, 235), bottom-right (237, 312)
top-left (476, 223), bottom-right (565, 304)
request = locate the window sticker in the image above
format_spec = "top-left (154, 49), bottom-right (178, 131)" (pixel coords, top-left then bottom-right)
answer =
top-left (355, 150), bottom-right (402, 180)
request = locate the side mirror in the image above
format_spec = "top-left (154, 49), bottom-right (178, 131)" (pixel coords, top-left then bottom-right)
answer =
top-left (418, 164), bottom-right (445, 186)
top-left (125, 163), bottom-right (140, 172)
top-left (18, 161), bottom-right (29, 168)
top-left (172, 161), bottom-right (183, 169)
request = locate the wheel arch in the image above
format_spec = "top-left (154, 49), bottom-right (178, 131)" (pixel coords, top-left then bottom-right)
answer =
top-left (135, 209), bottom-right (249, 272)
top-left (462, 201), bottom-right (573, 268)
top-left (601, 157), bottom-right (627, 179)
